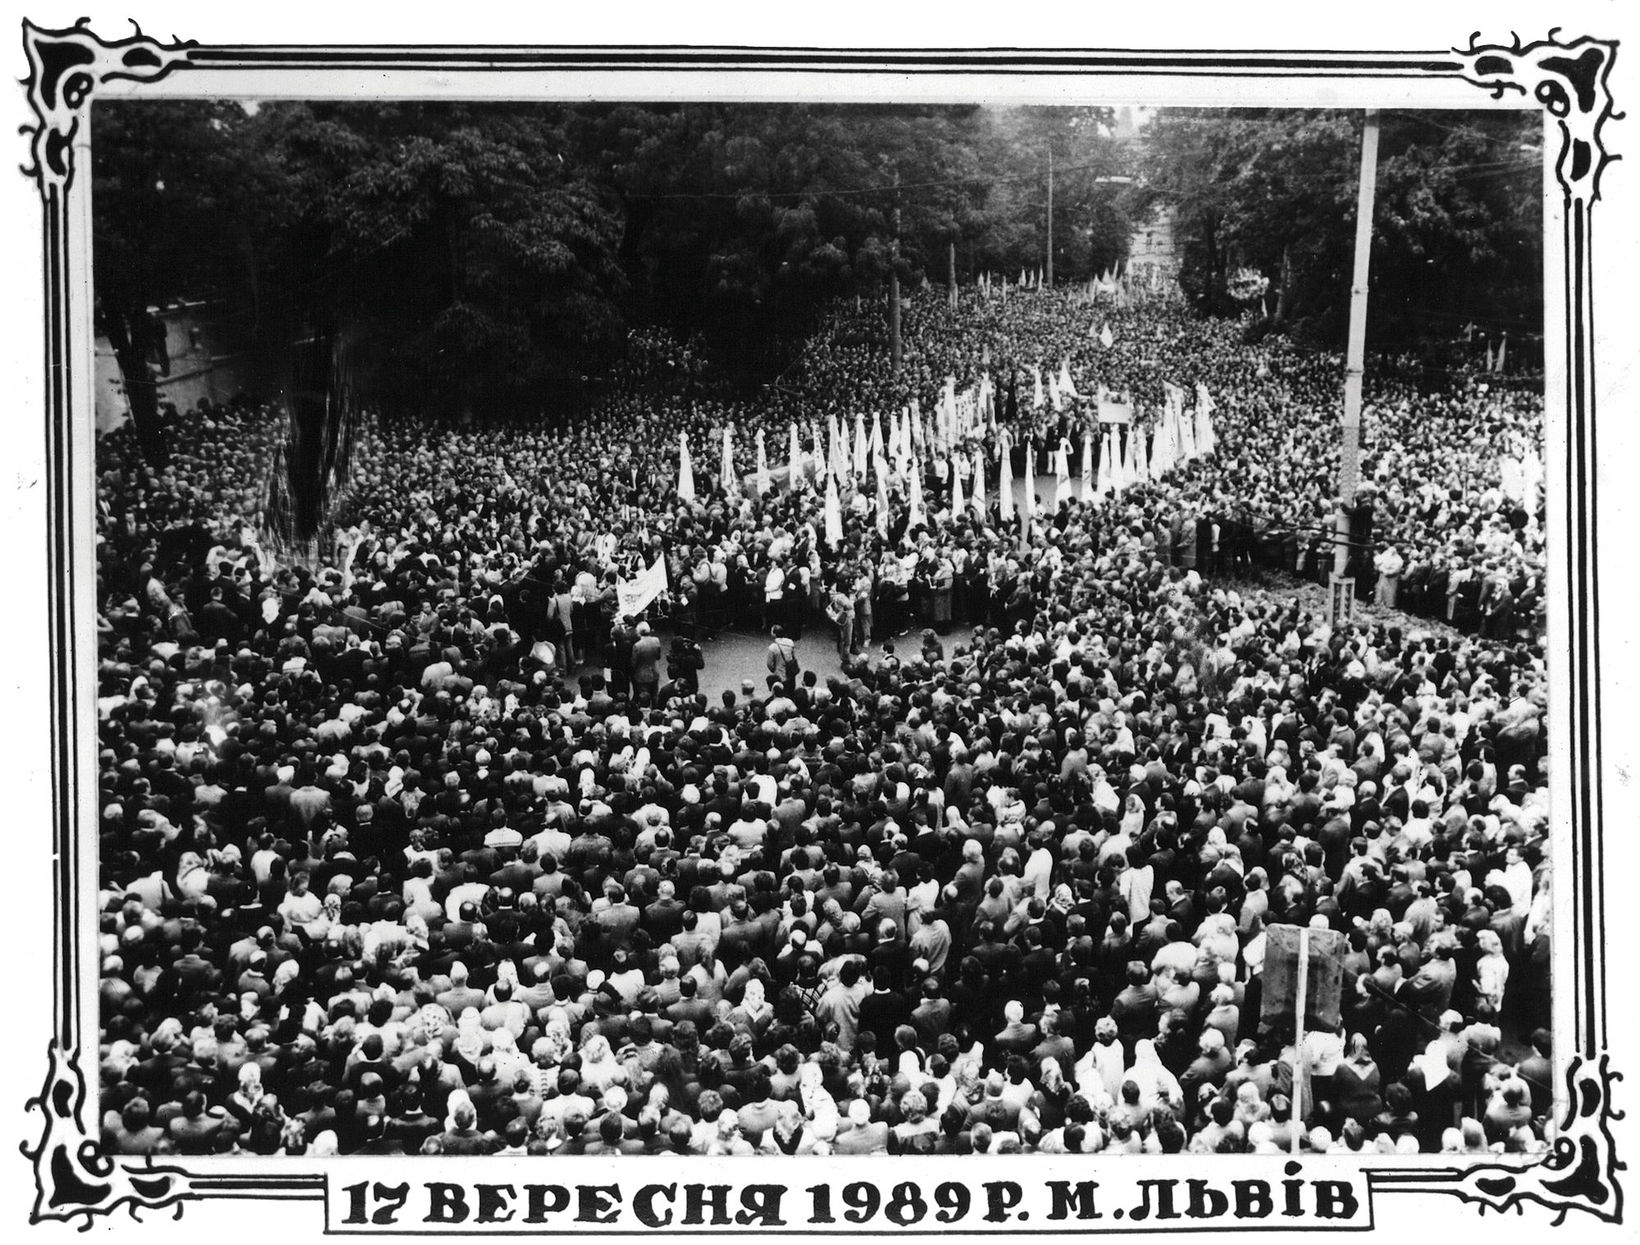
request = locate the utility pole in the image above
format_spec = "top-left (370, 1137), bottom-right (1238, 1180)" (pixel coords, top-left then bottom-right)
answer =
top-left (1330, 109), bottom-right (1379, 626)
top-left (1045, 145), bottom-right (1054, 289)
top-left (890, 167), bottom-right (902, 375)
top-left (948, 240), bottom-right (958, 309)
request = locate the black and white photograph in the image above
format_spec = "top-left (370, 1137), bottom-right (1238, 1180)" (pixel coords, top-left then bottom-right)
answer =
top-left (5, 6), bottom-right (1636, 1240)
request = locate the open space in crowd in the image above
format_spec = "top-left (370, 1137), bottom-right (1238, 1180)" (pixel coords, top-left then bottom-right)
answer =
top-left (95, 280), bottom-right (1551, 1159)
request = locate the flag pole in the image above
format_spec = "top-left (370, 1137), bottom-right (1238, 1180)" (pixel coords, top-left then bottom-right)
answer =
top-left (1291, 925), bottom-right (1310, 1154)
top-left (1045, 144), bottom-right (1054, 290)
top-left (1332, 109), bottom-right (1380, 623)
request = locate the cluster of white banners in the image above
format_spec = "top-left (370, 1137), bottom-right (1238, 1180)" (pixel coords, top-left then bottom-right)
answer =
top-left (1088, 380), bottom-right (1218, 501)
top-left (1031, 358), bottom-right (1083, 412)
top-left (670, 363), bottom-right (1218, 543)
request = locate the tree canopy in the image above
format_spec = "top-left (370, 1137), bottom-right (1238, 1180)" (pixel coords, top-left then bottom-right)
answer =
top-left (92, 100), bottom-right (1540, 427)
top-left (1131, 107), bottom-right (1542, 347)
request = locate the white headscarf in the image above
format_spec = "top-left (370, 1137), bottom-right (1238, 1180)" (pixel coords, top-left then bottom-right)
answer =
top-left (1412, 1039), bottom-right (1452, 1091)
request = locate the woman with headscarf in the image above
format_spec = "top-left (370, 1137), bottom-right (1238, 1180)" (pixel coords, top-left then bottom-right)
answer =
top-left (533, 1014), bottom-right (573, 1070)
top-left (889, 1089), bottom-right (940, 1153)
top-left (761, 1098), bottom-right (820, 1155)
top-left (578, 1033), bottom-right (627, 1096)
top-left (439, 1091), bottom-right (493, 1155)
top-left (1126, 1039), bottom-right (1183, 1115)
top-left (1473, 928), bottom-right (1510, 1019)
top-left (1073, 1015), bottom-right (1126, 1110)
top-left (797, 1059), bottom-right (839, 1137)
top-left (1331, 1033), bottom-right (1383, 1127)
top-left (450, 1008), bottom-right (490, 1077)
top-left (1404, 1038), bottom-right (1463, 1152)
top-left (225, 1061), bottom-right (267, 1130)
top-left (727, 977), bottom-right (774, 1044)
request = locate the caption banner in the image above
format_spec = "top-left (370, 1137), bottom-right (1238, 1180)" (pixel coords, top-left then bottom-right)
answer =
top-left (324, 1157), bottom-right (1373, 1233)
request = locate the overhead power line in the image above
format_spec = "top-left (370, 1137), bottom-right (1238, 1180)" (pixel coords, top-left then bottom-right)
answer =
top-left (634, 159), bottom-right (1122, 202)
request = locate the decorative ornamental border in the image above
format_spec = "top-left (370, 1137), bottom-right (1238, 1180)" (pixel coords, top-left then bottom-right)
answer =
top-left (16, 19), bottom-right (1623, 1229)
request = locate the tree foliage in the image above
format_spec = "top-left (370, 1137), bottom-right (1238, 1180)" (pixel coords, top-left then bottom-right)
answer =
top-left (93, 101), bottom-right (1539, 426)
top-left (1131, 108), bottom-right (1542, 347)
top-left (95, 101), bottom-right (1141, 420)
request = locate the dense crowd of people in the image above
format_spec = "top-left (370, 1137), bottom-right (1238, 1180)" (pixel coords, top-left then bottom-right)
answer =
top-left (94, 282), bottom-right (1552, 1158)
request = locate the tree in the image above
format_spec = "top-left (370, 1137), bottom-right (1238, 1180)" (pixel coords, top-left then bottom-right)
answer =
top-left (573, 103), bottom-right (997, 360)
top-left (966, 107), bottom-right (1132, 283)
top-left (249, 103), bottom-right (628, 418)
top-left (91, 100), bottom-right (279, 460)
top-left (1134, 108), bottom-right (1543, 346)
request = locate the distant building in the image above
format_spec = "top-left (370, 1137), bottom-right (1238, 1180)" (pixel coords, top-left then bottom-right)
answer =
top-left (95, 300), bottom-right (249, 434)
top-left (1129, 204), bottom-right (1178, 268)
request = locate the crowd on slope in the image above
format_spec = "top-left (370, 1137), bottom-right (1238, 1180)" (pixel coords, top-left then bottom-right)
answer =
top-left (93, 286), bottom-right (1552, 1157)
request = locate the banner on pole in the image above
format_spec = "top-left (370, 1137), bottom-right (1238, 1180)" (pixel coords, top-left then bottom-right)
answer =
top-left (1260, 924), bottom-right (1347, 1034)
top-left (615, 555), bottom-right (669, 620)
top-left (1097, 398), bottom-right (1133, 425)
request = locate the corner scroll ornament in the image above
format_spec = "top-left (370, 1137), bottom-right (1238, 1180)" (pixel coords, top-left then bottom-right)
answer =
top-left (21, 1042), bottom-right (195, 1228)
top-left (21, 17), bottom-right (196, 194)
top-left (1373, 1054), bottom-right (1625, 1224)
top-left (1452, 29), bottom-right (1621, 203)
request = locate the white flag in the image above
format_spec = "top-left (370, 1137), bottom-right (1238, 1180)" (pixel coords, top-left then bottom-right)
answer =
top-left (616, 554), bottom-right (669, 619)
top-left (1194, 400), bottom-right (1216, 457)
top-left (755, 429), bottom-right (770, 496)
top-left (1100, 323), bottom-right (1114, 349)
top-left (1022, 440), bottom-right (1036, 520)
top-left (824, 472), bottom-right (844, 546)
top-left (721, 425), bottom-right (739, 498)
top-left (908, 461), bottom-right (926, 530)
top-left (998, 432), bottom-right (1015, 521)
top-left (677, 433), bottom-right (696, 501)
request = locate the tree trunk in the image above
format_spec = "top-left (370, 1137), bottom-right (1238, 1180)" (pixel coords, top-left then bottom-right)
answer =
top-left (1274, 244), bottom-right (1292, 323)
top-left (102, 306), bottom-right (167, 465)
top-left (1203, 219), bottom-right (1222, 312)
top-left (242, 233), bottom-right (262, 332)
